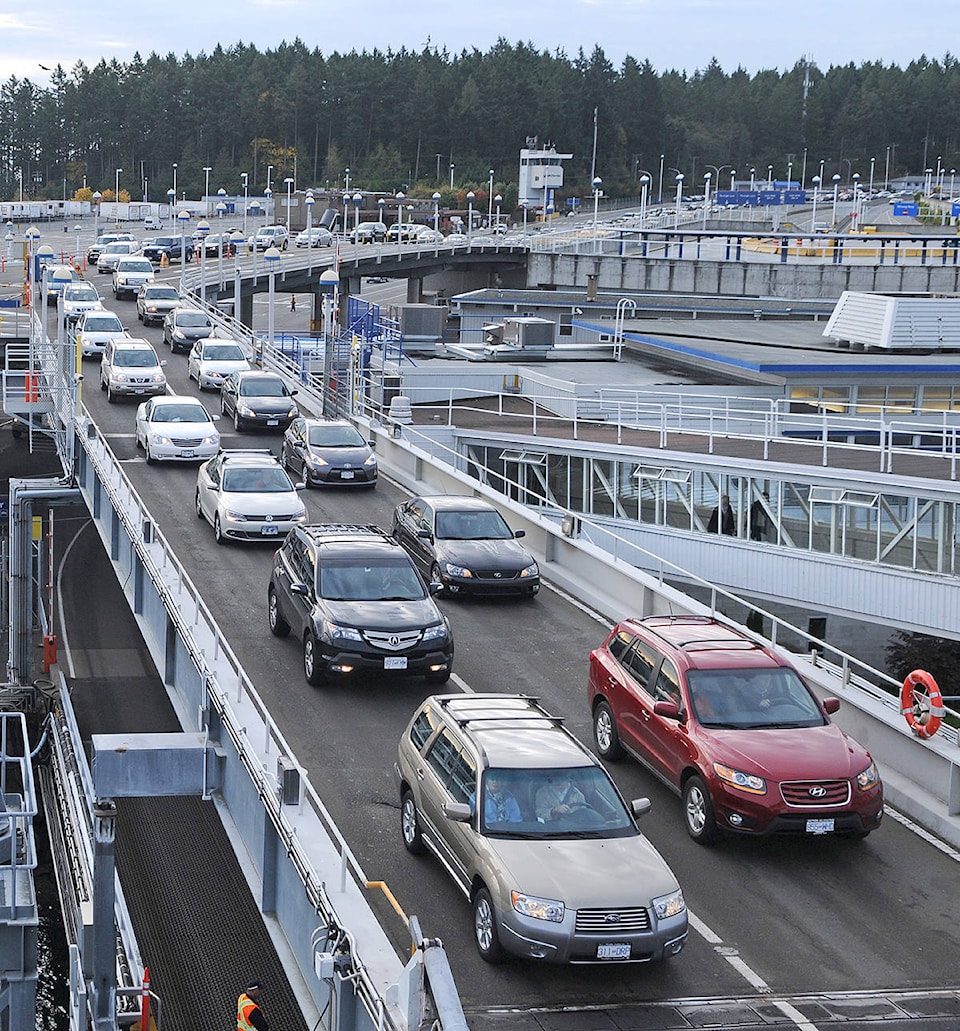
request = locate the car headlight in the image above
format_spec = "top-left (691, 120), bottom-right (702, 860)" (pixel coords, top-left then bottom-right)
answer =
top-left (856, 761), bottom-right (880, 791)
top-left (519, 562), bottom-right (539, 578)
top-left (364, 454), bottom-right (378, 467)
top-left (114, 372), bottom-right (130, 382)
top-left (652, 889), bottom-right (686, 920)
top-left (306, 454), bottom-right (329, 468)
top-left (287, 405), bottom-right (298, 418)
top-left (173, 329), bottom-right (186, 340)
top-left (238, 404), bottom-right (256, 417)
top-left (511, 891), bottom-right (564, 923)
top-left (443, 562), bottom-right (473, 579)
top-left (223, 509), bottom-right (249, 521)
top-left (422, 623), bottom-right (448, 642)
top-left (150, 372), bottom-right (165, 383)
top-left (148, 433), bottom-right (173, 447)
top-left (713, 763), bottom-right (766, 794)
top-left (200, 433), bottom-right (219, 446)
top-left (321, 620), bottom-right (363, 643)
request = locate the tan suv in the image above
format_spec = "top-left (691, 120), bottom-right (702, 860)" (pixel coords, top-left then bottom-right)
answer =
top-left (395, 693), bottom-right (687, 964)
top-left (100, 337), bottom-right (167, 403)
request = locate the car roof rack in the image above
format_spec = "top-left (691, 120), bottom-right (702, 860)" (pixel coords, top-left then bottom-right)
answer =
top-left (218, 448), bottom-right (276, 460)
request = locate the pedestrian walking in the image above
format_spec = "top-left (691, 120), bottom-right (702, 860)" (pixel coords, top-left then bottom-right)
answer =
top-left (290, 294), bottom-right (296, 312)
top-left (707, 494), bottom-right (736, 535)
top-left (749, 493), bottom-right (770, 541)
top-left (237, 982), bottom-right (269, 1031)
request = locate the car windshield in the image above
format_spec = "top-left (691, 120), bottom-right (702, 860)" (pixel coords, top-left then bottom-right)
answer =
top-left (685, 667), bottom-right (825, 729)
top-left (84, 316), bottom-right (122, 332)
top-left (119, 261), bottom-right (152, 273)
top-left (202, 344), bottom-right (245, 361)
top-left (65, 285), bottom-right (98, 300)
top-left (435, 509), bottom-right (512, 540)
top-left (151, 403), bottom-right (209, 424)
top-left (147, 288), bottom-right (179, 300)
top-left (307, 424), bottom-right (365, 447)
top-left (479, 766), bottom-right (636, 838)
top-left (222, 466), bottom-right (293, 493)
top-left (178, 312), bottom-right (211, 327)
top-left (114, 350), bottom-right (159, 368)
top-left (319, 558), bottom-right (425, 601)
top-left (240, 377), bottom-right (286, 397)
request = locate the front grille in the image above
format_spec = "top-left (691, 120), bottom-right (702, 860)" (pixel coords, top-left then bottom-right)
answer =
top-left (474, 569), bottom-right (519, 581)
top-left (576, 907), bottom-right (651, 933)
top-left (170, 435), bottom-right (207, 447)
top-left (363, 629), bottom-right (424, 652)
top-left (781, 780), bottom-right (851, 807)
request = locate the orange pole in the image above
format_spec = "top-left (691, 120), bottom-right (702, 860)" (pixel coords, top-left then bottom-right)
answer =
top-left (139, 966), bottom-right (151, 1031)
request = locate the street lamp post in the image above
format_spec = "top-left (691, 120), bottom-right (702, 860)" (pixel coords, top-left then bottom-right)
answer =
top-left (241, 173), bottom-right (249, 237)
top-left (432, 192), bottom-right (441, 232)
top-left (115, 169), bottom-right (122, 222)
top-left (24, 226), bottom-right (40, 317)
top-left (811, 175), bottom-right (821, 230)
top-left (266, 165), bottom-right (274, 197)
top-left (487, 169), bottom-right (495, 226)
top-left (494, 194), bottom-right (502, 232)
top-left (304, 191), bottom-right (315, 273)
top-left (216, 197), bottom-right (227, 286)
top-left (449, 164), bottom-right (455, 190)
top-left (344, 168), bottom-right (350, 191)
top-left (750, 167), bottom-right (756, 191)
top-left (93, 191), bottom-right (102, 241)
top-left (172, 163), bottom-right (178, 207)
top-left (264, 188), bottom-right (272, 231)
top-left (702, 172), bottom-right (711, 230)
top-left (284, 177), bottom-right (294, 231)
top-left (353, 193), bottom-right (363, 233)
top-left (377, 198), bottom-right (385, 235)
top-left (202, 166), bottom-right (212, 205)
top-left (851, 173), bottom-right (860, 229)
top-left (767, 164), bottom-right (773, 189)
top-left (673, 174), bottom-right (684, 229)
top-left (592, 176), bottom-right (603, 252)
top-left (639, 174), bottom-right (650, 226)
top-left (74, 224), bottom-right (82, 267)
top-left (658, 154), bottom-right (664, 203)
top-left (195, 219), bottom-right (211, 304)
top-left (466, 191), bottom-right (475, 240)
top-left (167, 188), bottom-right (175, 220)
top-left (869, 157), bottom-right (876, 196)
top-left (247, 201), bottom-right (262, 278)
top-left (264, 245), bottom-right (281, 354)
top-left (831, 173), bottom-right (841, 229)
top-left (177, 209), bottom-right (191, 292)
top-left (395, 191), bottom-right (405, 240)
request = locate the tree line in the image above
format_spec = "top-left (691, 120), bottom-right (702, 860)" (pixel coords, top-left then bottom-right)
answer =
top-left (3, 39), bottom-right (960, 211)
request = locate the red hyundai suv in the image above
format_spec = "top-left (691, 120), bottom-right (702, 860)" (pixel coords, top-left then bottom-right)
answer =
top-left (588, 615), bottom-right (883, 845)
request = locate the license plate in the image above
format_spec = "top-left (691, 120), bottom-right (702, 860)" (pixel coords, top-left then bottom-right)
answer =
top-left (266, 418), bottom-right (279, 426)
top-left (180, 449), bottom-right (195, 458)
top-left (260, 525), bottom-right (279, 536)
top-left (135, 388), bottom-right (145, 394)
top-left (384, 656), bottom-right (407, 670)
top-left (806, 818), bottom-right (835, 835)
top-left (341, 470), bottom-right (355, 480)
top-left (597, 943), bottom-right (631, 960)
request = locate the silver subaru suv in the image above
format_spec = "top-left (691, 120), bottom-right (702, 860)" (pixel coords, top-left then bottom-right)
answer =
top-left (395, 693), bottom-right (687, 964)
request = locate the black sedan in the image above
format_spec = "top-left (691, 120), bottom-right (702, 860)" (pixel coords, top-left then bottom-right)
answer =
top-left (219, 370), bottom-right (299, 432)
top-left (280, 417), bottom-right (378, 488)
top-left (163, 307), bottom-right (214, 354)
top-left (392, 495), bottom-right (540, 599)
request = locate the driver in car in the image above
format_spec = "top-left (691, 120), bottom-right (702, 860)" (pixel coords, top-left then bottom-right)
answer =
top-left (535, 774), bottom-right (589, 822)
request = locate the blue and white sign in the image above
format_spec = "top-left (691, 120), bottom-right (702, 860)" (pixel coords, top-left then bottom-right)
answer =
top-left (759, 190), bottom-right (782, 206)
top-left (893, 202), bottom-right (920, 217)
top-left (951, 202), bottom-right (960, 218)
top-left (783, 189), bottom-right (807, 205)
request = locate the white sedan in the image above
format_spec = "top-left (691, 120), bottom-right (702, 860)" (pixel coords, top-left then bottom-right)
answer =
top-left (195, 450), bottom-right (306, 545)
top-left (135, 395), bottom-right (221, 464)
top-left (187, 338), bottom-right (251, 391)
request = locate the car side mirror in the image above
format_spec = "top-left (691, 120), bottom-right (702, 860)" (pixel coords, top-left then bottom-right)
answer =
top-left (293, 482), bottom-right (306, 491)
top-left (289, 388), bottom-right (299, 396)
top-left (444, 801), bottom-right (472, 822)
top-left (514, 529), bottom-right (526, 539)
top-left (160, 360), bottom-right (167, 367)
top-left (653, 700), bottom-right (681, 720)
top-left (428, 581), bottom-right (443, 596)
top-left (822, 697), bottom-right (841, 715)
top-left (631, 798), bottom-right (652, 819)
top-left (290, 583), bottom-right (310, 598)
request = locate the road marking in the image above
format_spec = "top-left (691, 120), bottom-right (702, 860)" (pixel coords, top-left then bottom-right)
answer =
top-left (884, 805), bottom-right (960, 860)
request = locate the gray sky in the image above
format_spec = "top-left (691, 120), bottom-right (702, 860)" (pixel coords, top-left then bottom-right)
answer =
top-left (2, 0), bottom-right (950, 84)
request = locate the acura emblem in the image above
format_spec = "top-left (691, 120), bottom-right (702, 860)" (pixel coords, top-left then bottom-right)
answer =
top-left (604, 913), bottom-right (620, 924)
top-left (389, 634), bottom-right (401, 647)
top-left (808, 785), bottom-right (827, 797)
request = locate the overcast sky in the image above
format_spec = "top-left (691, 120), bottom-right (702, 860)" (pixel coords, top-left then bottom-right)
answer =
top-left (2, 0), bottom-right (952, 85)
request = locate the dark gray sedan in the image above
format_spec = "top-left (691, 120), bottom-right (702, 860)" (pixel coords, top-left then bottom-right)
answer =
top-left (392, 495), bottom-right (540, 599)
top-left (219, 370), bottom-right (299, 432)
top-left (280, 417), bottom-right (378, 488)
top-left (163, 306), bottom-right (214, 354)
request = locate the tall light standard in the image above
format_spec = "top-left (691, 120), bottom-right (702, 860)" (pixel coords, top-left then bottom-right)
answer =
top-left (749, 167), bottom-right (756, 191)
top-left (494, 194), bottom-right (502, 232)
top-left (639, 174), bottom-right (651, 226)
top-left (487, 169), bottom-right (495, 226)
top-left (344, 167), bottom-right (350, 191)
top-left (851, 173), bottom-right (860, 229)
top-left (216, 196), bottom-right (227, 286)
top-left (767, 164), bottom-right (773, 189)
top-left (319, 267), bottom-right (340, 416)
top-left (830, 173), bottom-right (841, 229)
top-left (264, 187), bottom-right (272, 228)
top-left (466, 191), bottom-right (475, 240)
top-left (702, 172), bottom-right (711, 230)
top-left (73, 224), bottom-right (82, 266)
top-left (177, 209), bottom-right (191, 292)
top-left (449, 163), bottom-right (455, 190)
top-left (810, 175), bottom-right (821, 230)
top-left (284, 177), bottom-right (294, 231)
top-left (93, 191), bottom-right (102, 240)
top-left (266, 165), bottom-right (274, 197)
top-left (432, 192), bottom-right (441, 232)
top-left (172, 163), bottom-right (178, 207)
top-left (952, 169), bottom-right (957, 205)
top-left (115, 168), bottom-right (122, 222)
top-left (264, 245), bottom-right (281, 354)
top-left (24, 226), bottom-right (40, 315)
top-left (241, 172), bottom-right (249, 237)
top-left (353, 192), bottom-right (363, 233)
top-left (167, 187), bottom-right (175, 219)
top-left (395, 191), bottom-right (405, 239)
top-left (658, 153), bottom-right (665, 203)
top-left (377, 198), bottom-right (385, 234)
top-left (248, 201), bottom-right (262, 278)
top-left (195, 219), bottom-right (211, 304)
top-left (202, 166), bottom-right (212, 204)
top-left (592, 176), bottom-right (603, 252)
top-left (673, 173), bottom-right (684, 229)
top-left (884, 146), bottom-right (891, 190)
top-left (143, 176), bottom-right (148, 202)
top-left (869, 157), bottom-right (876, 196)
top-left (304, 191), bottom-right (315, 273)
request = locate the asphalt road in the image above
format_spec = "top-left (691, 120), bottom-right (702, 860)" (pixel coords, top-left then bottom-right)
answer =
top-left (41, 220), bottom-right (960, 1026)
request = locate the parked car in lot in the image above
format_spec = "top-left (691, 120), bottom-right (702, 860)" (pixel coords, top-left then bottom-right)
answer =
top-left (392, 495), bottom-right (539, 598)
top-left (135, 395), bottom-right (220, 464)
top-left (280, 417), bottom-right (378, 488)
top-left (195, 449), bottom-right (306, 545)
top-left (395, 692), bottom-right (687, 964)
top-left (163, 306), bottom-right (214, 353)
top-left (267, 523), bottom-right (453, 686)
top-left (250, 225), bottom-right (289, 251)
top-left (587, 615), bottom-right (884, 845)
top-left (99, 337), bottom-right (167, 403)
top-left (187, 338), bottom-right (251, 391)
top-left (137, 284), bottom-right (181, 325)
top-left (295, 227), bottom-right (334, 248)
top-left (143, 215), bottom-right (163, 231)
top-left (43, 264), bottom-right (81, 305)
top-left (61, 281), bottom-right (103, 322)
top-left (112, 257), bottom-right (155, 299)
top-left (97, 240), bottom-right (140, 274)
top-left (219, 370), bottom-right (299, 431)
top-left (73, 310), bottom-right (128, 358)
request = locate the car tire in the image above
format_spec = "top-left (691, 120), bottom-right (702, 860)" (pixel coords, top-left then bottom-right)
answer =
top-left (233, 409), bottom-right (243, 432)
top-left (100, 377), bottom-right (106, 391)
top-left (106, 385), bottom-right (116, 404)
top-left (401, 790), bottom-right (426, 855)
top-left (593, 700), bottom-right (625, 760)
top-left (268, 588), bottom-right (290, 638)
top-left (303, 632), bottom-right (326, 686)
top-left (195, 490), bottom-right (204, 519)
top-left (430, 563), bottom-right (444, 590)
top-left (213, 515), bottom-right (227, 545)
top-left (683, 774), bottom-right (720, 846)
top-left (472, 887), bottom-right (504, 963)
top-left (144, 443), bottom-right (155, 466)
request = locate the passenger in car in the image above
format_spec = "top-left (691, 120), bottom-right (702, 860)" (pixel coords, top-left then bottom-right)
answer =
top-left (483, 772), bottom-right (522, 824)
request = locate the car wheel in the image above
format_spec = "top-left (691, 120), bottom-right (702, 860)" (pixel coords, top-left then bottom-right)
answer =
top-left (144, 443), bottom-right (155, 465)
top-left (195, 490), bottom-right (204, 519)
top-left (100, 377), bottom-right (106, 391)
top-left (233, 409), bottom-right (243, 432)
top-left (303, 632), bottom-right (326, 686)
top-left (268, 588), bottom-right (290, 638)
top-left (593, 700), bottom-right (625, 760)
top-left (137, 311), bottom-right (143, 322)
top-left (106, 385), bottom-right (116, 404)
top-left (472, 887), bottom-right (504, 963)
top-left (401, 790), bottom-right (426, 855)
top-left (430, 563), bottom-right (444, 590)
top-left (683, 775), bottom-right (719, 846)
top-left (213, 515), bottom-right (227, 545)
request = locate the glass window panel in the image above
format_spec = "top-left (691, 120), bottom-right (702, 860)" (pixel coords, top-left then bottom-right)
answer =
top-left (920, 386), bottom-right (954, 411)
top-left (885, 387), bottom-right (917, 413)
top-left (855, 386), bottom-right (886, 413)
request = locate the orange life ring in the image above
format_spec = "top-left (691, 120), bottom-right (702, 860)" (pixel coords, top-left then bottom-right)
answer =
top-left (900, 669), bottom-right (944, 739)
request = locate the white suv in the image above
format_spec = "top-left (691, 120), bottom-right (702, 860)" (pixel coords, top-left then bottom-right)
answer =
top-left (251, 225), bottom-right (289, 251)
top-left (100, 338), bottom-right (167, 403)
top-left (113, 257), bottom-right (156, 299)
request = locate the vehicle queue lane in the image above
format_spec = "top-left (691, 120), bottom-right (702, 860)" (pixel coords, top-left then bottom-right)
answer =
top-left (74, 289), bottom-right (960, 1016)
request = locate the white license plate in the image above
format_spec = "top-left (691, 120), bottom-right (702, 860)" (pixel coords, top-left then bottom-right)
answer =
top-left (134, 388), bottom-right (145, 394)
top-left (260, 525), bottom-right (280, 536)
top-left (180, 449), bottom-right (195, 458)
top-left (384, 656), bottom-right (407, 670)
top-left (341, 470), bottom-right (355, 480)
top-left (597, 943), bottom-right (631, 960)
top-left (806, 818), bottom-right (835, 835)
top-left (266, 418), bottom-right (279, 426)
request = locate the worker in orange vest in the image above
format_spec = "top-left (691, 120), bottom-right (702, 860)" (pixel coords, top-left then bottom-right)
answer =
top-left (237, 982), bottom-right (268, 1030)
